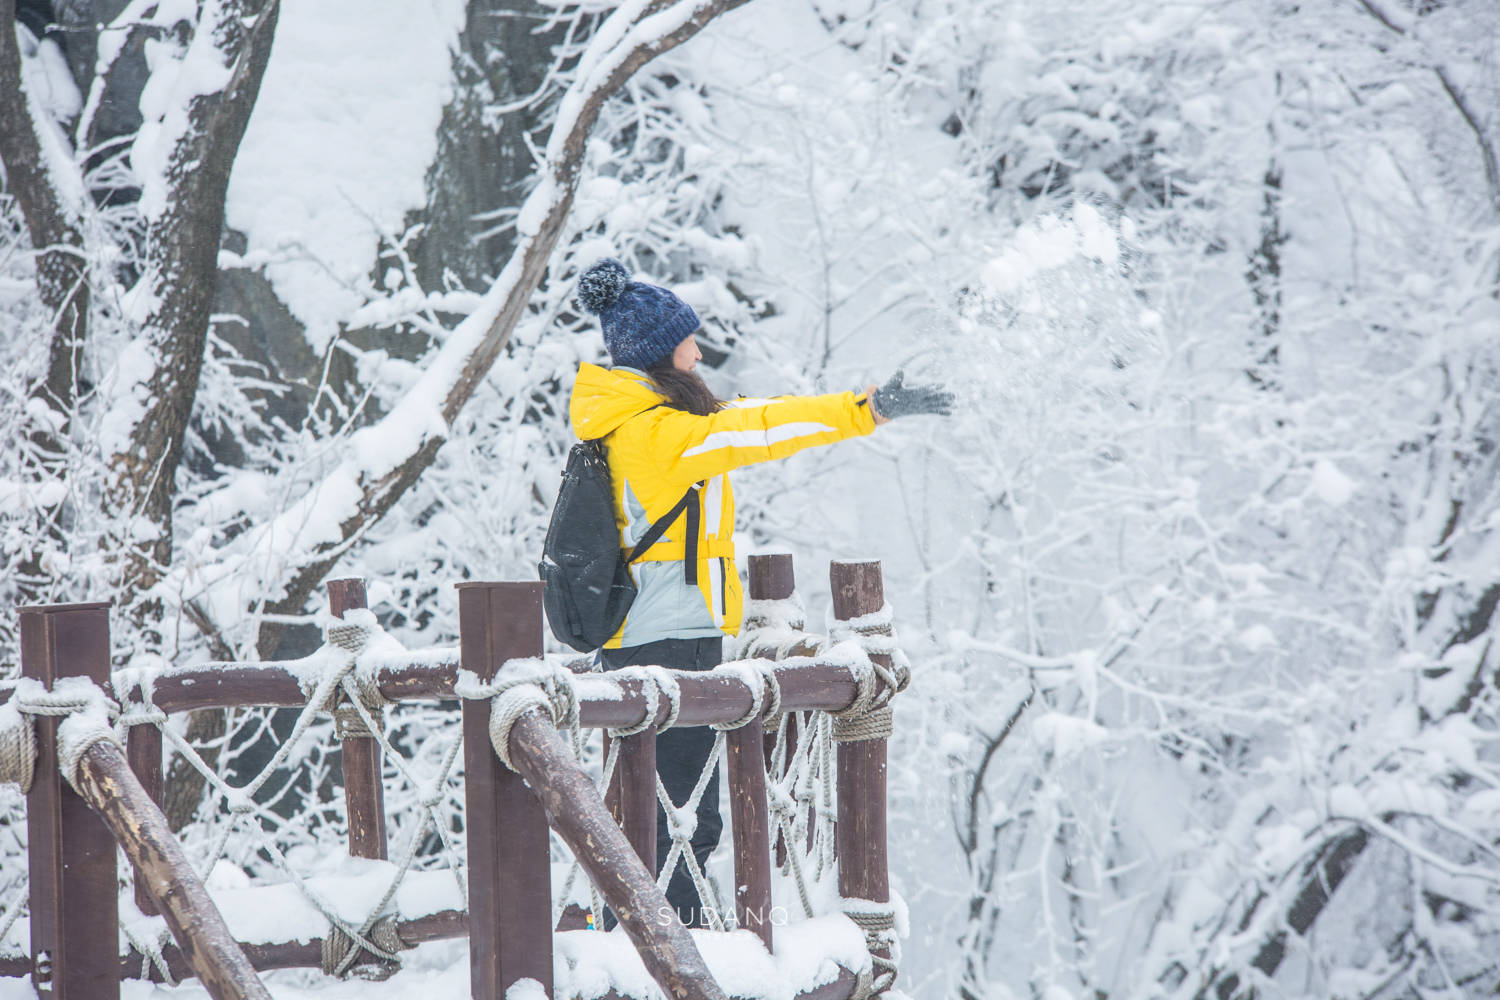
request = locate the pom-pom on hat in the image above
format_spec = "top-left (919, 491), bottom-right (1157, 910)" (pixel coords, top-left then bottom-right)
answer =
top-left (578, 257), bottom-right (700, 370)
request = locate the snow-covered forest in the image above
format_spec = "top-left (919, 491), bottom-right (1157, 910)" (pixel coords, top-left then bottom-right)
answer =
top-left (3, 0), bottom-right (1499, 997)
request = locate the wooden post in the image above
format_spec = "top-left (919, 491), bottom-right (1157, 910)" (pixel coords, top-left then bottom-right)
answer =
top-left (725, 721), bottom-right (774, 951)
top-left (747, 555), bottom-right (792, 781)
top-left (829, 561), bottom-right (892, 984)
top-left (21, 601), bottom-right (119, 1000)
top-left (606, 730), bottom-right (658, 870)
top-left (73, 740), bottom-right (272, 1000)
top-left (127, 723), bottom-right (165, 915)
top-left (747, 553), bottom-right (805, 866)
top-left (458, 582), bottom-right (552, 1000)
top-left (503, 710), bottom-right (728, 1000)
top-left (328, 578), bottom-right (387, 861)
top-left (747, 552), bottom-right (795, 605)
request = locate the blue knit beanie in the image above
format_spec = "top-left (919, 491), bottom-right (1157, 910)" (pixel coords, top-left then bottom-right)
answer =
top-left (577, 258), bottom-right (700, 370)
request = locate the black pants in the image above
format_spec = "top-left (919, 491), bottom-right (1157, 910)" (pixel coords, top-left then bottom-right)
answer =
top-left (601, 636), bottom-right (723, 928)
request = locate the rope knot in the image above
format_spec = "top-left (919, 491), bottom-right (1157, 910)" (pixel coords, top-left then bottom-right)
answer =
top-left (321, 915), bottom-right (410, 978)
top-left (710, 661), bottom-right (783, 731)
top-left (608, 666), bottom-right (680, 738)
top-left (325, 621), bottom-right (374, 656)
top-left (828, 604), bottom-right (910, 743)
top-left (0, 703), bottom-right (37, 792)
top-left (333, 702), bottom-right (374, 740)
top-left (4, 679), bottom-right (121, 790)
top-left (458, 659), bottom-right (578, 771)
top-left (842, 897), bottom-right (900, 996)
top-left (322, 612), bottom-right (390, 723)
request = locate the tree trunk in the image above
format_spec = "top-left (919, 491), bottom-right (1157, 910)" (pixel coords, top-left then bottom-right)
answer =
top-left (107, 0), bottom-right (281, 644)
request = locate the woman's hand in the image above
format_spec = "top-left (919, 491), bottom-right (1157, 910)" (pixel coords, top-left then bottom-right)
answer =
top-left (865, 384), bottom-right (891, 425)
top-left (870, 371), bottom-right (954, 420)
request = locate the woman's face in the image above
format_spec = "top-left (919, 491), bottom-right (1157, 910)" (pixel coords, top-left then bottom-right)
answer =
top-left (671, 333), bottom-right (702, 372)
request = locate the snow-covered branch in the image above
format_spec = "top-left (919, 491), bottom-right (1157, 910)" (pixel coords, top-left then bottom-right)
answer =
top-left (222, 0), bottom-right (753, 642)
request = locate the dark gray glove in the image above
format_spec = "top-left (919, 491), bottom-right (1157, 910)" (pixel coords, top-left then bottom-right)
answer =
top-left (870, 370), bottom-right (955, 419)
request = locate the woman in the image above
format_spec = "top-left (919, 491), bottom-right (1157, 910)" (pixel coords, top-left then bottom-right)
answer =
top-left (570, 257), bottom-right (950, 928)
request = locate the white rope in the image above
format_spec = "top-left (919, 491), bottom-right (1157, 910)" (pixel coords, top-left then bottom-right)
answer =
top-left (156, 707), bottom-right (467, 976)
top-left (121, 915), bottom-right (178, 987)
top-left (709, 661), bottom-right (782, 732)
top-left (553, 729), bottom-right (619, 929)
top-left (322, 915), bottom-right (409, 977)
top-left (0, 706), bottom-right (35, 791)
top-left (2, 679), bottom-right (121, 790)
top-left (56, 722), bottom-right (114, 791)
top-left (135, 635), bottom-right (471, 980)
top-left (457, 660), bottom-right (578, 771)
top-left (606, 665), bottom-right (680, 738)
top-left (0, 881), bottom-right (28, 957)
top-left (327, 726), bottom-right (465, 978)
top-left (842, 897), bottom-right (900, 995)
top-left (325, 617), bottom-right (390, 740)
top-left (827, 605), bottom-right (910, 745)
top-left (764, 709), bottom-right (839, 918)
top-left (766, 720), bottom-right (817, 920)
top-left (654, 732), bottom-right (728, 930)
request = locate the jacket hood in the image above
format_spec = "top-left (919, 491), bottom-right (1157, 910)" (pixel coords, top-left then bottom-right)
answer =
top-left (570, 363), bottom-right (666, 441)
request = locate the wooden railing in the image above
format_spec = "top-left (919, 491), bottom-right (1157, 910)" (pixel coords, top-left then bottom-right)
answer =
top-left (0, 555), bottom-right (905, 1000)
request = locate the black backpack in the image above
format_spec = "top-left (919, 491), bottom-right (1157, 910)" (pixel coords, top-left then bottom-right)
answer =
top-left (538, 440), bottom-right (699, 652)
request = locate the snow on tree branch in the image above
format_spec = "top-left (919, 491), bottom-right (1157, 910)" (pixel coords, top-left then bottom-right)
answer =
top-left (214, 0), bottom-right (753, 637)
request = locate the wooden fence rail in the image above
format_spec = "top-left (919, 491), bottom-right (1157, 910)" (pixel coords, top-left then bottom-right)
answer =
top-left (0, 553), bottom-right (903, 1000)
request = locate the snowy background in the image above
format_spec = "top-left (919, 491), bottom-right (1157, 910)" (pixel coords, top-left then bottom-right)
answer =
top-left (3, 0), bottom-right (1500, 997)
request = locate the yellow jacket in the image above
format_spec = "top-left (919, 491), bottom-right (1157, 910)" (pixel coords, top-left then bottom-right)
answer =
top-left (569, 363), bottom-right (877, 647)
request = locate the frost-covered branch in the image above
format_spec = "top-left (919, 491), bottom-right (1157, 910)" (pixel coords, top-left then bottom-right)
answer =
top-left (229, 0), bottom-right (754, 647)
top-left (1354, 0), bottom-right (1500, 213)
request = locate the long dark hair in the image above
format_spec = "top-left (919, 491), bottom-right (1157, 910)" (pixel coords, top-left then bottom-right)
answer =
top-left (645, 360), bottom-right (723, 416)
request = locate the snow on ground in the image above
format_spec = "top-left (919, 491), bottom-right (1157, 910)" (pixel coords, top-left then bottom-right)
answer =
top-left (223, 0), bottom-right (468, 349)
top-left (0, 918), bottom-right (864, 1000)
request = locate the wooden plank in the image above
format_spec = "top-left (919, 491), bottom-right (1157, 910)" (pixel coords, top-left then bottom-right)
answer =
top-left (21, 602), bottom-right (119, 1000)
top-left (725, 720), bottom-right (774, 951)
top-left (328, 577), bottom-right (387, 861)
top-left (126, 723), bottom-right (164, 915)
top-left (122, 657), bottom-right (862, 725)
top-left (142, 665), bottom-right (309, 713)
top-left (127, 909), bottom-right (469, 982)
top-left (128, 657), bottom-right (858, 722)
top-left (458, 582), bottom-right (552, 1000)
top-left (124, 658), bottom-right (460, 713)
top-left (74, 740), bottom-right (272, 1000)
top-left (372, 659), bottom-right (460, 701)
top-left (829, 561), bottom-right (893, 983)
top-left (504, 709), bottom-right (728, 1000)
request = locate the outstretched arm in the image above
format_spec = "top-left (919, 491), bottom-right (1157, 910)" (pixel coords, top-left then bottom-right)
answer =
top-left (620, 390), bottom-right (879, 486)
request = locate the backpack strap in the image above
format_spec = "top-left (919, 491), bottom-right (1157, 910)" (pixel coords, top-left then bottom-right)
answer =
top-left (611, 403), bottom-right (707, 588)
top-left (623, 483), bottom-right (704, 585)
